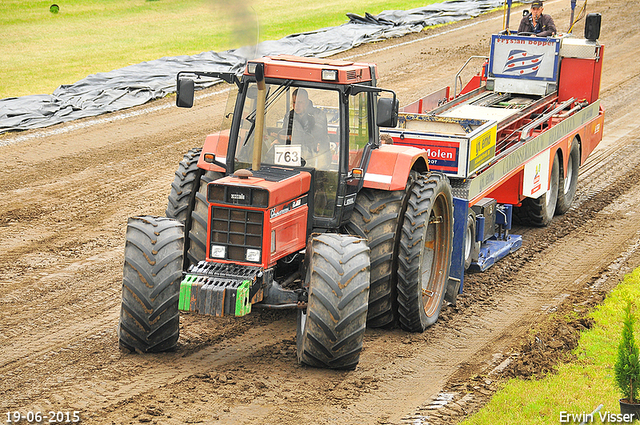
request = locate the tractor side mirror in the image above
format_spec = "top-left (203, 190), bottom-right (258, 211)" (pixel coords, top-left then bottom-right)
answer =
top-left (176, 78), bottom-right (195, 108)
top-left (377, 97), bottom-right (399, 128)
top-left (584, 13), bottom-right (601, 41)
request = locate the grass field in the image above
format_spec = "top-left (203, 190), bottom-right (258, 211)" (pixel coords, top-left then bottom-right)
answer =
top-left (1, 0), bottom-right (441, 99)
top-left (462, 267), bottom-right (640, 425)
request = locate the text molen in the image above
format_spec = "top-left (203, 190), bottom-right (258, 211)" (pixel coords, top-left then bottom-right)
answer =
top-left (425, 148), bottom-right (454, 160)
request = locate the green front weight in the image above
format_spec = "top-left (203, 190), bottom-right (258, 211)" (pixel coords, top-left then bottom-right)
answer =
top-left (235, 280), bottom-right (251, 317)
top-left (180, 275), bottom-right (252, 316)
top-left (178, 274), bottom-right (196, 311)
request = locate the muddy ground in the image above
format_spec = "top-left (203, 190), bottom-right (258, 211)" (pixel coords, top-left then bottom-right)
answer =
top-left (1, 0), bottom-right (640, 423)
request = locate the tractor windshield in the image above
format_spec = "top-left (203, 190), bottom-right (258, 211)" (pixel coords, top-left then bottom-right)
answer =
top-left (234, 83), bottom-right (340, 173)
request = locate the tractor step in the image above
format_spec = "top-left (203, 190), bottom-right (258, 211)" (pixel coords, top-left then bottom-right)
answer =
top-left (178, 262), bottom-right (262, 317)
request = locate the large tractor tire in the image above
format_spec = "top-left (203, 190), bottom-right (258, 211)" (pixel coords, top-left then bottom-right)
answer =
top-left (187, 170), bottom-right (224, 268)
top-left (556, 139), bottom-right (580, 215)
top-left (166, 148), bottom-right (203, 223)
top-left (345, 188), bottom-right (405, 328)
top-left (297, 233), bottom-right (370, 370)
top-left (119, 216), bottom-right (184, 353)
top-left (397, 173), bottom-right (454, 332)
top-left (513, 153), bottom-right (560, 227)
top-left (166, 148), bottom-right (224, 269)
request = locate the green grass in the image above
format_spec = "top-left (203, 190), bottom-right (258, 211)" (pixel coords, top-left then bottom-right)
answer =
top-left (462, 267), bottom-right (640, 425)
top-left (1, 0), bottom-right (443, 99)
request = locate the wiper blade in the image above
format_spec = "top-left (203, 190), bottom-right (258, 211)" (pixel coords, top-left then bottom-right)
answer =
top-left (246, 80), bottom-right (293, 122)
top-left (242, 80), bottom-right (293, 146)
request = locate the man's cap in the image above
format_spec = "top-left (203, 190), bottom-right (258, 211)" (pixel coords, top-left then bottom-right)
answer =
top-left (531, 0), bottom-right (543, 7)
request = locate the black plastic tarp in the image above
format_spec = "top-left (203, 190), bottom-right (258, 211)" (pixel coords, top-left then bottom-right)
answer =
top-left (0, 0), bottom-right (505, 134)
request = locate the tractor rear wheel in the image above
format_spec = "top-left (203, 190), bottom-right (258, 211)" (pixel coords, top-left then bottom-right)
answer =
top-left (186, 170), bottom-right (224, 268)
top-left (297, 233), bottom-right (370, 370)
top-left (166, 148), bottom-right (203, 223)
top-left (345, 188), bottom-right (405, 328)
top-left (397, 173), bottom-right (454, 332)
top-left (119, 216), bottom-right (184, 353)
top-left (166, 149), bottom-right (224, 269)
top-left (556, 139), bottom-right (580, 215)
top-left (513, 153), bottom-right (560, 227)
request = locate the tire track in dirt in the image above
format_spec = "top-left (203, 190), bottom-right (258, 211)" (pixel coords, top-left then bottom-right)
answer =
top-left (0, 250), bottom-right (122, 370)
top-left (0, 313), bottom-right (295, 414)
top-left (399, 194), bottom-right (640, 424)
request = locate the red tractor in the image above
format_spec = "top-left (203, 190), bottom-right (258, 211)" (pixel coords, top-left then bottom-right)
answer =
top-left (119, 56), bottom-right (454, 369)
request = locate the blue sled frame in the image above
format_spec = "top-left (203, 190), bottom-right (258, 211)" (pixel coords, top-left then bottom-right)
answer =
top-left (448, 197), bottom-right (523, 298)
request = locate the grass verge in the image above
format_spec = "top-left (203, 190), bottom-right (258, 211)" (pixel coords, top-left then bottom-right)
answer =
top-left (1, 0), bottom-right (442, 99)
top-left (461, 266), bottom-right (640, 425)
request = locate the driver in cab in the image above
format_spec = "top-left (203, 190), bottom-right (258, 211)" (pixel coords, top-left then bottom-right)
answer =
top-left (283, 89), bottom-right (322, 143)
top-left (518, 0), bottom-right (556, 37)
top-left (277, 88), bottom-right (330, 168)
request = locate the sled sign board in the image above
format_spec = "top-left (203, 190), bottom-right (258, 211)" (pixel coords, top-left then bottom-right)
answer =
top-left (489, 35), bottom-right (560, 82)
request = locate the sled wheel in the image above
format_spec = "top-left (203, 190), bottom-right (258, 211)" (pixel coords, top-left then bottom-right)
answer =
top-left (397, 173), bottom-right (454, 332)
top-left (119, 216), bottom-right (184, 353)
top-left (186, 170), bottom-right (224, 268)
top-left (556, 139), bottom-right (580, 215)
top-left (464, 211), bottom-right (478, 271)
top-left (513, 153), bottom-right (560, 227)
top-left (297, 233), bottom-right (370, 370)
top-left (345, 188), bottom-right (405, 328)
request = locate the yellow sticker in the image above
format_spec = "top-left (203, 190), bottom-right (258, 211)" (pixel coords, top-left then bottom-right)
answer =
top-left (469, 125), bottom-right (497, 173)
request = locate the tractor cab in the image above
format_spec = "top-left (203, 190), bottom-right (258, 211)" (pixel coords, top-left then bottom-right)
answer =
top-left (177, 55), bottom-right (398, 234)
top-left (231, 79), bottom-right (346, 228)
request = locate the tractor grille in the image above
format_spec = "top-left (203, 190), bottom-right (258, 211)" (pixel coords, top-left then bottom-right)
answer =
top-left (210, 206), bottom-right (263, 263)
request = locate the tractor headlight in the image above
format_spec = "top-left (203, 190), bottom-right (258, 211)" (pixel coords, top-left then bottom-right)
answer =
top-left (210, 245), bottom-right (226, 259)
top-left (245, 248), bottom-right (261, 262)
top-left (321, 69), bottom-right (338, 81)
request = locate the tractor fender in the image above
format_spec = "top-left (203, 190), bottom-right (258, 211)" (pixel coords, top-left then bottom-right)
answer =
top-left (196, 130), bottom-right (230, 173)
top-left (363, 144), bottom-right (429, 190)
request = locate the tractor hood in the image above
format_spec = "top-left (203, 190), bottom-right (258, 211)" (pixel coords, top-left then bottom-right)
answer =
top-left (207, 167), bottom-right (311, 209)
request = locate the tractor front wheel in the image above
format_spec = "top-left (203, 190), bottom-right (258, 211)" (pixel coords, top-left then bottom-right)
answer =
top-left (119, 216), bottom-right (184, 353)
top-left (297, 233), bottom-right (370, 370)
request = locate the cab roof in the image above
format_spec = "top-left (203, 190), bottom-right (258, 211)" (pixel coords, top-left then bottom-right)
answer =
top-left (245, 55), bottom-right (376, 85)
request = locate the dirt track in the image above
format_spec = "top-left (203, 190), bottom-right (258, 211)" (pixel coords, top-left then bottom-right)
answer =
top-left (1, 0), bottom-right (640, 423)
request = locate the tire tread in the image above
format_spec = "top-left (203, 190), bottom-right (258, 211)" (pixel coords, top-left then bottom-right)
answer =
top-left (119, 216), bottom-right (184, 353)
